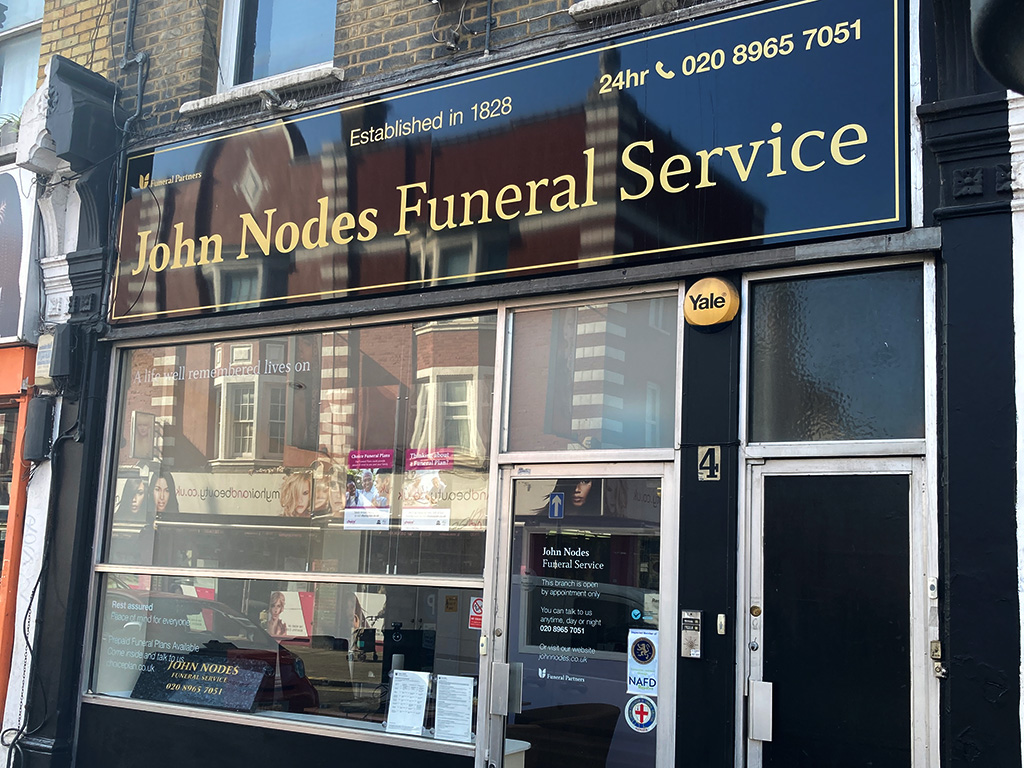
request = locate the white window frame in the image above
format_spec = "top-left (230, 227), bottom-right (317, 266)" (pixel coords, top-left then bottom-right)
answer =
top-left (217, 0), bottom-right (335, 93)
top-left (0, 11), bottom-right (43, 121)
top-left (226, 381), bottom-right (256, 459)
top-left (212, 375), bottom-right (289, 464)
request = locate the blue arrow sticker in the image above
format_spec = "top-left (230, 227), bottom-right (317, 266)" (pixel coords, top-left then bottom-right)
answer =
top-left (548, 492), bottom-right (564, 519)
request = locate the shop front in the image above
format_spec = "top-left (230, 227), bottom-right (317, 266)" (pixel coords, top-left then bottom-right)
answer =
top-left (80, 0), bottom-right (942, 766)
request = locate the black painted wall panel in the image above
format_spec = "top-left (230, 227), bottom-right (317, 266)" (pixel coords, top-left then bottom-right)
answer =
top-left (675, 297), bottom-right (741, 768)
top-left (940, 212), bottom-right (1020, 767)
top-left (76, 704), bottom-right (475, 768)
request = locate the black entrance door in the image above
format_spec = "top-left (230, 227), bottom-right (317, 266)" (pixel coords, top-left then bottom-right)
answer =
top-left (757, 473), bottom-right (912, 768)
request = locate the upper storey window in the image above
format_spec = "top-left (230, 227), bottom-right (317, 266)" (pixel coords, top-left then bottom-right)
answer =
top-left (0, 0), bottom-right (43, 117)
top-left (220, 0), bottom-right (336, 88)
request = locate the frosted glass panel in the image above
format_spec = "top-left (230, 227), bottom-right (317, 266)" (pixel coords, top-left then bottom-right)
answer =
top-left (749, 268), bottom-right (924, 442)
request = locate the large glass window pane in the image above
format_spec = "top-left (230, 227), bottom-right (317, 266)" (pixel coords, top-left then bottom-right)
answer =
top-left (749, 267), bottom-right (925, 442)
top-left (93, 573), bottom-right (481, 740)
top-left (106, 316), bottom-right (496, 575)
top-left (507, 298), bottom-right (677, 451)
top-left (235, 0), bottom-right (336, 84)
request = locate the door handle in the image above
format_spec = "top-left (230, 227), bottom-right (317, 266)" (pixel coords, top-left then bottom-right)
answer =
top-left (508, 662), bottom-right (524, 714)
top-left (748, 680), bottom-right (773, 741)
top-left (488, 662), bottom-right (524, 716)
top-left (490, 663), bottom-right (510, 716)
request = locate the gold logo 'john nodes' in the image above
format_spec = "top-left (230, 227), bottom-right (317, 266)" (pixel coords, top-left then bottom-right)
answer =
top-left (138, 173), bottom-right (150, 189)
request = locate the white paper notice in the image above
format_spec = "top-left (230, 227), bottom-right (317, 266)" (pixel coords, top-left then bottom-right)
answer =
top-left (385, 670), bottom-right (431, 735)
top-left (344, 506), bottom-right (391, 530)
top-left (434, 675), bottom-right (475, 743)
top-left (401, 507), bottom-right (451, 531)
top-left (626, 629), bottom-right (659, 696)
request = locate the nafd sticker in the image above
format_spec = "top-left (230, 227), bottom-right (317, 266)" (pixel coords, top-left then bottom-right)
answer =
top-left (627, 629), bottom-right (659, 695)
top-left (625, 695), bottom-right (657, 732)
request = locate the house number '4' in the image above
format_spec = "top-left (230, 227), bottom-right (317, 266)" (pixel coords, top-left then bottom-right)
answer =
top-left (697, 446), bottom-right (721, 481)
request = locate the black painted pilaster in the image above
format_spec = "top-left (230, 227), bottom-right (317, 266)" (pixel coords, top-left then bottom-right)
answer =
top-left (921, 87), bottom-right (1019, 768)
top-left (675, 292), bottom-right (741, 768)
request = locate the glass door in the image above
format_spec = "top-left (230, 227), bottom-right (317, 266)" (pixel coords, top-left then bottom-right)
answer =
top-left (487, 464), bottom-right (674, 768)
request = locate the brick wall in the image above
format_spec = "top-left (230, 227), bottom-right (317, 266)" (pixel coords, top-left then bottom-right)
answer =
top-left (334, 0), bottom-right (577, 80)
top-left (39, 0), bottom-right (114, 84)
top-left (109, 0), bottom-right (222, 131)
top-left (38, 0), bottom-right (709, 142)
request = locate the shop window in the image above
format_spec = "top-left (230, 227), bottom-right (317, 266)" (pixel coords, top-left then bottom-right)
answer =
top-left (0, 406), bottom-right (15, 555)
top-left (0, 0), bottom-right (43, 118)
top-left (748, 266), bottom-right (925, 442)
top-left (219, 0), bottom-right (336, 87)
top-left (92, 574), bottom-right (483, 737)
top-left (506, 297), bottom-right (677, 451)
top-left (104, 316), bottom-right (496, 573)
top-left (98, 315), bottom-right (496, 740)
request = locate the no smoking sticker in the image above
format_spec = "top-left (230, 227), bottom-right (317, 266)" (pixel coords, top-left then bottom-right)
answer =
top-left (468, 596), bottom-right (484, 629)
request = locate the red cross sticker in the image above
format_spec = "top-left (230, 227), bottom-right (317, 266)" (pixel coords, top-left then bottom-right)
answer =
top-left (633, 702), bottom-right (650, 723)
top-left (626, 695), bottom-right (656, 732)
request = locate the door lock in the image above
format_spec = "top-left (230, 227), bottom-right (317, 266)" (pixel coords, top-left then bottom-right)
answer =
top-left (750, 605), bottom-right (762, 617)
top-left (749, 641), bottom-right (759, 651)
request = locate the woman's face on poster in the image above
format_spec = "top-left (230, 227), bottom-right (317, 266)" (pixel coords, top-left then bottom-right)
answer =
top-left (130, 482), bottom-right (146, 514)
top-left (294, 479), bottom-right (311, 515)
top-left (153, 478), bottom-right (170, 513)
top-left (329, 478), bottom-right (346, 509)
top-left (572, 480), bottom-right (593, 507)
top-left (314, 478), bottom-right (330, 511)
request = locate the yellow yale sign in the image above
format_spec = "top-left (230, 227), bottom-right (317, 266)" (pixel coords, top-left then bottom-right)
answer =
top-left (683, 277), bottom-right (740, 326)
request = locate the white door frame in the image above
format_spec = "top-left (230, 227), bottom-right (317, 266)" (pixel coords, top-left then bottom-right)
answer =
top-left (738, 456), bottom-right (939, 768)
top-left (481, 462), bottom-right (677, 768)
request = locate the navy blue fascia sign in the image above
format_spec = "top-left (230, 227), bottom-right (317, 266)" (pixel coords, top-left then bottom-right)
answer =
top-left (113, 0), bottom-right (906, 322)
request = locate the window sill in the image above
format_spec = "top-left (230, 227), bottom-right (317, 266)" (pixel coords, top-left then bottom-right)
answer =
top-left (179, 64), bottom-right (345, 117)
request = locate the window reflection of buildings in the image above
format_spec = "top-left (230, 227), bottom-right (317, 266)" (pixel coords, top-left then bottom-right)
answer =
top-left (509, 298), bottom-right (676, 451)
top-left (410, 318), bottom-right (496, 466)
top-left (209, 340), bottom-right (289, 468)
top-left (0, 407), bottom-right (14, 554)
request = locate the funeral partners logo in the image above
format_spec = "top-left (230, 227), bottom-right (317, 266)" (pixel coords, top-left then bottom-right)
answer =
top-left (138, 171), bottom-right (203, 190)
top-left (537, 668), bottom-right (584, 683)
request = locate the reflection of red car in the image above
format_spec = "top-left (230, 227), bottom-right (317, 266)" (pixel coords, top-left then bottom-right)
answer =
top-left (100, 590), bottom-right (319, 713)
